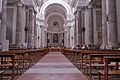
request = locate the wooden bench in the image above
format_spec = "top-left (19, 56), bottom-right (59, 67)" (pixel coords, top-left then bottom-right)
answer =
top-left (50, 47), bottom-right (61, 52)
top-left (98, 56), bottom-right (120, 80)
top-left (89, 54), bottom-right (120, 79)
top-left (0, 52), bottom-right (15, 80)
top-left (0, 70), bottom-right (4, 80)
top-left (79, 50), bottom-right (120, 71)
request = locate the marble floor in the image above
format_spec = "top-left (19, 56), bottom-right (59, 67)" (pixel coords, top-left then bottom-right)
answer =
top-left (17, 52), bottom-right (88, 80)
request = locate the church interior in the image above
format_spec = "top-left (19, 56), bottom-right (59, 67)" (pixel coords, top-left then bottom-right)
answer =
top-left (0, 0), bottom-right (120, 80)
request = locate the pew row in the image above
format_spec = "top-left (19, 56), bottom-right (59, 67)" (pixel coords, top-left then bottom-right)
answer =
top-left (0, 48), bottom-right (49, 80)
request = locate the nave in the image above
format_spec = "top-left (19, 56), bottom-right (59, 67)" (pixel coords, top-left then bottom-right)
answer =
top-left (17, 52), bottom-right (87, 80)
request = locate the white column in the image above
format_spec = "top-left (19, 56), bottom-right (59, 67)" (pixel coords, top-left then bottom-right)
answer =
top-left (85, 8), bottom-right (90, 45)
top-left (78, 8), bottom-right (82, 47)
top-left (66, 26), bottom-right (70, 48)
top-left (89, 7), bottom-right (94, 45)
top-left (16, 4), bottom-right (25, 48)
top-left (0, 0), bottom-right (2, 37)
top-left (12, 6), bottom-right (17, 45)
top-left (101, 0), bottom-right (108, 49)
top-left (93, 7), bottom-right (98, 45)
top-left (0, 0), bottom-right (2, 12)
top-left (21, 7), bottom-right (26, 47)
top-left (42, 27), bottom-right (46, 48)
top-left (70, 26), bottom-right (74, 49)
top-left (85, 5), bottom-right (95, 47)
top-left (40, 26), bottom-right (43, 47)
top-left (28, 9), bottom-right (33, 48)
top-left (44, 30), bottom-right (47, 47)
top-left (36, 26), bottom-right (39, 48)
top-left (0, 0), bottom-right (7, 42)
top-left (33, 12), bottom-right (37, 48)
top-left (41, 26), bottom-right (45, 48)
top-left (74, 14), bottom-right (78, 47)
top-left (107, 0), bottom-right (118, 48)
top-left (64, 30), bottom-right (67, 47)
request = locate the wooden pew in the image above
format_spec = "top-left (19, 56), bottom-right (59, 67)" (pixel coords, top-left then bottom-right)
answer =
top-left (0, 48), bottom-right (48, 80)
top-left (79, 50), bottom-right (120, 71)
top-left (0, 70), bottom-right (4, 80)
top-left (50, 47), bottom-right (61, 52)
top-left (89, 54), bottom-right (120, 80)
top-left (98, 56), bottom-right (120, 80)
top-left (0, 52), bottom-right (16, 80)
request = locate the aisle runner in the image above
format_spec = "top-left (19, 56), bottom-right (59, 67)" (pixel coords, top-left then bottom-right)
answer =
top-left (17, 52), bottom-right (87, 80)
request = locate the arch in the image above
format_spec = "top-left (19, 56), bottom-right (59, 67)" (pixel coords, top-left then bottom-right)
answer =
top-left (40, 0), bottom-right (72, 15)
top-left (46, 12), bottom-right (65, 23)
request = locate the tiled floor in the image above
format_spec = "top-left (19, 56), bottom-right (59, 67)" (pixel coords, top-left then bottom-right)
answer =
top-left (17, 52), bottom-right (88, 80)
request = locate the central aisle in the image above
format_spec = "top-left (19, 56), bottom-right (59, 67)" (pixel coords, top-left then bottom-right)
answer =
top-left (17, 52), bottom-right (88, 80)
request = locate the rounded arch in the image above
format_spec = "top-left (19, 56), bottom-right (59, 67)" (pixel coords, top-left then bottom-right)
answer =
top-left (40, 0), bottom-right (72, 15)
top-left (46, 12), bottom-right (66, 23)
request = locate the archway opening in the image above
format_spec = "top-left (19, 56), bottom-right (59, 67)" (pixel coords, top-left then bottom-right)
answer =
top-left (45, 3), bottom-right (66, 47)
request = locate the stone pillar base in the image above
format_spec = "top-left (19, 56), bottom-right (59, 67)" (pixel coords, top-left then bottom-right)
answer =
top-left (100, 45), bottom-right (107, 49)
top-left (2, 40), bottom-right (9, 51)
top-left (107, 44), bottom-right (119, 50)
top-left (101, 44), bottom-right (119, 50)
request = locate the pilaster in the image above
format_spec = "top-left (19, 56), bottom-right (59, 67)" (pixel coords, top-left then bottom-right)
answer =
top-left (16, 2), bottom-right (26, 48)
top-left (0, 0), bottom-right (7, 43)
top-left (101, 0), bottom-right (108, 49)
top-left (107, 0), bottom-right (118, 49)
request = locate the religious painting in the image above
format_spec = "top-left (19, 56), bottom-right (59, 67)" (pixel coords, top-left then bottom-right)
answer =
top-left (53, 33), bottom-right (58, 43)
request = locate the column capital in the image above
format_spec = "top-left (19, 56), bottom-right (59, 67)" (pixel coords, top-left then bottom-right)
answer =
top-left (14, 0), bottom-right (23, 7)
top-left (77, 6), bottom-right (82, 11)
top-left (81, 5), bottom-right (93, 12)
top-left (25, 5), bottom-right (34, 10)
top-left (88, 0), bottom-right (96, 8)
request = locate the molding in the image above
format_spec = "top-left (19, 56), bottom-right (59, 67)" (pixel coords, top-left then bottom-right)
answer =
top-left (39, 0), bottom-right (72, 15)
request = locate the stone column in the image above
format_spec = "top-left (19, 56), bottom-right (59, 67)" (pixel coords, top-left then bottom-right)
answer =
top-left (16, 3), bottom-right (25, 48)
top-left (28, 8), bottom-right (33, 48)
top-left (101, 0), bottom-right (108, 49)
top-left (42, 27), bottom-right (46, 48)
top-left (0, 0), bottom-right (7, 43)
top-left (107, 0), bottom-right (118, 48)
top-left (78, 7), bottom-right (82, 47)
top-left (88, 6), bottom-right (94, 46)
top-left (25, 7), bottom-right (29, 48)
top-left (44, 30), bottom-right (47, 47)
top-left (70, 26), bottom-right (74, 48)
top-left (74, 16), bottom-right (78, 47)
top-left (34, 11), bottom-right (37, 48)
top-left (0, 0), bottom-right (2, 35)
top-left (0, 0), bottom-right (2, 12)
top-left (41, 26), bottom-right (43, 47)
top-left (37, 25), bottom-right (41, 48)
top-left (64, 30), bottom-right (67, 47)
top-left (67, 26), bottom-right (70, 48)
